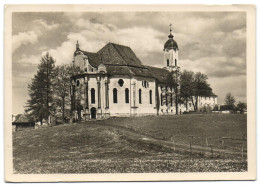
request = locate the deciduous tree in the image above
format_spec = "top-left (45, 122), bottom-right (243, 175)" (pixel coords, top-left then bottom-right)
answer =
top-left (225, 93), bottom-right (236, 109)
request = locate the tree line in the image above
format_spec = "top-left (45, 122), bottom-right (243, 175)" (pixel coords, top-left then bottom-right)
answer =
top-left (224, 93), bottom-right (247, 113)
top-left (166, 69), bottom-right (215, 114)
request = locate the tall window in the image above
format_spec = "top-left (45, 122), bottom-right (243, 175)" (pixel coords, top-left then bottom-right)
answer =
top-left (91, 88), bottom-right (95, 104)
top-left (113, 88), bottom-right (118, 103)
top-left (175, 59), bottom-right (177, 66)
top-left (125, 88), bottom-right (129, 103)
top-left (167, 59), bottom-right (169, 66)
top-left (161, 93), bottom-right (163, 106)
top-left (166, 94), bottom-right (168, 106)
top-left (139, 89), bottom-right (142, 104)
top-left (170, 93), bottom-right (173, 106)
top-left (149, 90), bottom-right (152, 104)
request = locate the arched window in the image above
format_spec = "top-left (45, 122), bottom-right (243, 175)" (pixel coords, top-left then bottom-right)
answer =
top-left (161, 93), bottom-right (163, 106)
top-left (91, 88), bottom-right (95, 104)
top-left (125, 88), bottom-right (129, 103)
top-left (149, 90), bottom-right (152, 104)
top-left (166, 93), bottom-right (168, 106)
top-left (113, 88), bottom-right (118, 103)
top-left (175, 59), bottom-right (177, 66)
top-left (170, 93), bottom-right (173, 106)
top-left (139, 89), bottom-right (142, 104)
top-left (76, 80), bottom-right (80, 86)
top-left (167, 59), bottom-right (169, 66)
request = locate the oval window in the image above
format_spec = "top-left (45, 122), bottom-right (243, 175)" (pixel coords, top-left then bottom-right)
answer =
top-left (118, 79), bottom-right (124, 87)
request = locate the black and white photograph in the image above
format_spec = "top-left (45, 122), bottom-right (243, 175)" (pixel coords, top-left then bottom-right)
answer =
top-left (4, 4), bottom-right (256, 182)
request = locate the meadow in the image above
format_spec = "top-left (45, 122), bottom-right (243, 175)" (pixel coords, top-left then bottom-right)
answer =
top-left (13, 114), bottom-right (247, 173)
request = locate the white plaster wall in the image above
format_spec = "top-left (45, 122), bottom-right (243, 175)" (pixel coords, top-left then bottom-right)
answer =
top-left (164, 50), bottom-right (179, 67)
top-left (108, 76), bottom-right (157, 116)
top-left (198, 96), bottom-right (218, 109)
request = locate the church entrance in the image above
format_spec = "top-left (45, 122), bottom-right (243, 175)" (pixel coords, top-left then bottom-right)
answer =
top-left (90, 107), bottom-right (96, 119)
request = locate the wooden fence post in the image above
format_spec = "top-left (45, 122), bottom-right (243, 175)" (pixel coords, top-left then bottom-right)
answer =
top-left (206, 137), bottom-right (208, 147)
top-left (222, 138), bottom-right (224, 147)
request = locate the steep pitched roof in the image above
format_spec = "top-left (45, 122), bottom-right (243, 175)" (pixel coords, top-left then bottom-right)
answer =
top-left (145, 66), bottom-right (170, 83)
top-left (74, 43), bottom-right (169, 80)
top-left (98, 43), bottom-right (144, 67)
top-left (81, 51), bottom-right (100, 68)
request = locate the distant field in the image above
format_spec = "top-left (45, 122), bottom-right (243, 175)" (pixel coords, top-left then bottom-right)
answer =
top-left (90, 114), bottom-right (247, 150)
top-left (13, 114), bottom-right (247, 173)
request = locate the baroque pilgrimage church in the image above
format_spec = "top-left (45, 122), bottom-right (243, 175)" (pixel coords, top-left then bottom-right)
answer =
top-left (71, 26), bottom-right (217, 120)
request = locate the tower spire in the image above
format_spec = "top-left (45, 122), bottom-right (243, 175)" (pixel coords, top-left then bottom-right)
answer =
top-left (76, 40), bottom-right (80, 50)
top-left (168, 23), bottom-right (174, 38)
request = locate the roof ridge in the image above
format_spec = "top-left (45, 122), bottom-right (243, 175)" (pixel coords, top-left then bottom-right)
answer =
top-left (109, 43), bottom-right (128, 66)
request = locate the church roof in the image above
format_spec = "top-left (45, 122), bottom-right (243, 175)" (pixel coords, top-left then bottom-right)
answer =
top-left (97, 43), bottom-right (144, 67)
top-left (74, 42), bottom-right (155, 78)
top-left (145, 66), bottom-right (170, 83)
top-left (73, 42), bottom-right (173, 81)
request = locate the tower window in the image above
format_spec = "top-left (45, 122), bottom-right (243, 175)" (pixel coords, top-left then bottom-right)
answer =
top-left (175, 59), bottom-right (177, 66)
top-left (125, 88), bottom-right (129, 103)
top-left (113, 88), bottom-right (118, 103)
top-left (167, 59), bottom-right (170, 66)
top-left (91, 88), bottom-right (95, 104)
top-left (76, 80), bottom-right (80, 86)
top-left (139, 89), bottom-right (142, 104)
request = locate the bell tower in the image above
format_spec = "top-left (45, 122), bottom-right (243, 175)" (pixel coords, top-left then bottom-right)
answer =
top-left (164, 24), bottom-right (179, 71)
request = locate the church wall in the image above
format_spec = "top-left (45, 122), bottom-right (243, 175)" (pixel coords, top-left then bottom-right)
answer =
top-left (197, 96), bottom-right (218, 110)
top-left (108, 75), bottom-right (157, 117)
top-left (108, 76), bottom-right (132, 116)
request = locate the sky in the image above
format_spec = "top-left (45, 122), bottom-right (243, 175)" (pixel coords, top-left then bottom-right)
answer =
top-left (12, 11), bottom-right (246, 115)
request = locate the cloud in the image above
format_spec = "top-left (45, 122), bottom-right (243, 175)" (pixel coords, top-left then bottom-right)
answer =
top-left (44, 19), bottom-right (165, 66)
top-left (12, 19), bottom-right (60, 52)
top-left (33, 19), bottom-right (59, 31)
top-left (17, 54), bottom-right (42, 65)
top-left (12, 31), bottom-right (38, 52)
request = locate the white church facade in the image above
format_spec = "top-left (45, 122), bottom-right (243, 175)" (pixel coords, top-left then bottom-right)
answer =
top-left (70, 28), bottom-right (217, 120)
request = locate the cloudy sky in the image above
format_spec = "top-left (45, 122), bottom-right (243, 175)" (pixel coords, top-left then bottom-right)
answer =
top-left (12, 11), bottom-right (246, 115)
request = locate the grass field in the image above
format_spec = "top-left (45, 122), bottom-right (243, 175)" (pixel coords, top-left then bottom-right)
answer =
top-left (13, 114), bottom-right (247, 173)
top-left (89, 114), bottom-right (247, 150)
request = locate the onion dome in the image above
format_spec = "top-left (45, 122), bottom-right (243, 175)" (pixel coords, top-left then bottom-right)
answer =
top-left (164, 24), bottom-right (179, 51)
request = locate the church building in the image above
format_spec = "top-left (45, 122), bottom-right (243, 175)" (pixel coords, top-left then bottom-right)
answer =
top-left (70, 26), bottom-right (217, 120)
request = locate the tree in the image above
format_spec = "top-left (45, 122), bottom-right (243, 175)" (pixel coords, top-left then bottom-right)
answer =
top-left (180, 70), bottom-right (194, 111)
top-left (236, 102), bottom-right (247, 114)
top-left (188, 72), bottom-right (213, 111)
top-left (225, 93), bottom-right (236, 110)
top-left (25, 52), bottom-right (57, 124)
top-left (53, 64), bottom-right (81, 123)
top-left (166, 69), bottom-right (181, 114)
